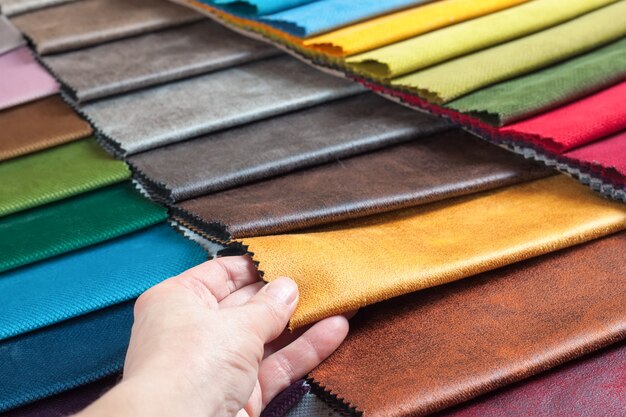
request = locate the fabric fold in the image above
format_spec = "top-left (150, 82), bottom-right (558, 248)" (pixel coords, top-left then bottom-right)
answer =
top-left (0, 96), bottom-right (93, 161)
top-left (0, 0), bottom-right (75, 16)
top-left (176, 129), bottom-right (552, 240)
top-left (81, 56), bottom-right (363, 155)
top-left (239, 176), bottom-right (626, 328)
top-left (0, 16), bottom-right (25, 55)
top-left (0, 139), bottom-right (130, 217)
top-left (43, 20), bottom-right (279, 103)
top-left (11, 0), bottom-right (203, 54)
top-left (0, 183), bottom-right (167, 273)
top-left (309, 232), bottom-right (626, 416)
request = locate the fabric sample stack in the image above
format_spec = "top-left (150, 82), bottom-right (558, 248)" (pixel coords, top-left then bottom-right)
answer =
top-left (1, 0), bottom-right (625, 416)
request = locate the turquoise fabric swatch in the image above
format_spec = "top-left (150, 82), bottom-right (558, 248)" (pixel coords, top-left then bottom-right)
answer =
top-left (212, 0), bottom-right (312, 15)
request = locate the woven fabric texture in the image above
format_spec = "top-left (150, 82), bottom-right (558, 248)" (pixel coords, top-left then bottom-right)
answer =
top-left (310, 232), bottom-right (626, 416)
top-left (0, 96), bottom-right (92, 161)
top-left (0, 139), bottom-right (130, 217)
top-left (392, 2), bottom-right (626, 103)
top-left (450, 37), bottom-right (626, 125)
top-left (0, 182), bottom-right (167, 273)
top-left (0, 16), bottom-right (24, 55)
top-left (11, 0), bottom-right (203, 54)
top-left (82, 55), bottom-right (363, 155)
top-left (240, 176), bottom-right (626, 328)
top-left (0, 46), bottom-right (58, 111)
top-left (44, 20), bottom-right (279, 103)
top-left (177, 129), bottom-right (552, 240)
top-left (0, 0), bottom-right (75, 16)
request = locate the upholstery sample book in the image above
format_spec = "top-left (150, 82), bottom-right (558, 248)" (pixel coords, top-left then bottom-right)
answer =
top-left (129, 94), bottom-right (450, 203)
top-left (0, 16), bottom-right (24, 55)
top-left (0, 96), bottom-right (92, 161)
top-left (175, 129), bottom-right (553, 241)
top-left (309, 232), bottom-right (626, 416)
top-left (238, 176), bottom-right (626, 328)
top-left (80, 56), bottom-right (363, 155)
top-left (0, 183), bottom-right (167, 273)
top-left (43, 20), bottom-right (279, 103)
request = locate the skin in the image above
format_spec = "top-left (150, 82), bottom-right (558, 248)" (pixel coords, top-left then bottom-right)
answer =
top-left (75, 256), bottom-right (349, 417)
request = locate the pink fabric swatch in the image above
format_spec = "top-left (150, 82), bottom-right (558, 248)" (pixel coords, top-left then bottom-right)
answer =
top-left (0, 46), bottom-right (59, 111)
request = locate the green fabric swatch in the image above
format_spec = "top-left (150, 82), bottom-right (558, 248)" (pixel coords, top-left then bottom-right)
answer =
top-left (0, 182), bottom-right (167, 273)
top-left (449, 37), bottom-right (626, 126)
top-left (0, 138), bottom-right (129, 217)
top-left (392, 2), bottom-right (626, 102)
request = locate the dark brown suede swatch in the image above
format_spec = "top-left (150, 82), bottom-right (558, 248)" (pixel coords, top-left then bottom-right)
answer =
top-left (310, 232), bottom-right (626, 417)
top-left (175, 130), bottom-right (553, 240)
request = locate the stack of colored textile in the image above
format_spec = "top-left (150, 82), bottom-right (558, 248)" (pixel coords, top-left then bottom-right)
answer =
top-left (1, 0), bottom-right (625, 416)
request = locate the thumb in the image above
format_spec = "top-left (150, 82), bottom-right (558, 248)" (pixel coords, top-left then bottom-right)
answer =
top-left (236, 277), bottom-right (299, 343)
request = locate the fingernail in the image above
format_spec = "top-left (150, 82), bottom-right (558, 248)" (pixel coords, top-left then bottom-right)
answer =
top-left (265, 277), bottom-right (298, 305)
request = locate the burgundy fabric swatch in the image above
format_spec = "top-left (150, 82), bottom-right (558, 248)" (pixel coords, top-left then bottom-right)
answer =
top-left (261, 380), bottom-right (310, 417)
top-left (0, 46), bottom-right (59, 111)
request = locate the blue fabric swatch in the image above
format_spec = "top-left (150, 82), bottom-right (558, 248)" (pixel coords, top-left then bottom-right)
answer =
top-left (212, 0), bottom-right (313, 16)
top-left (0, 224), bottom-right (207, 341)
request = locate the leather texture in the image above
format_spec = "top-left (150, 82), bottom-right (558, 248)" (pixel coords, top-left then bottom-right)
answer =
top-left (0, 16), bottom-right (24, 55)
top-left (0, 96), bottom-right (92, 161)
top-left (0, 182), bottom-right (167, 273)
top-left (82, 55), bottom-right (363, 155)
top-left (129, 93), bottom-right (450, 202)
top-left (11, 0), bottom-right (203, 54)
top-left (0, 139), bottom-right (130, 217)
top-left (240, 176), bottom-right (626, 328)
top-left (44, 20), bottom-right (279, 103)
top-left (0, 46), bottom-right (58, 111)
top-left (176, 129), bottom-right (552, 240)
top-left (309, 232), bottom-right (626, 417)
top-left (0, 0), bottom-right (75, 16)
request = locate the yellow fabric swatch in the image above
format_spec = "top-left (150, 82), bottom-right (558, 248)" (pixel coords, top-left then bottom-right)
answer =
top-left (242, 176), bottom-right (626, 329)
top-left (348, 0), bottom-right (617, 78)
top-left (302, 0), bottom-right (529, 57)
top-left (392, 1), bottom-right (626, 103)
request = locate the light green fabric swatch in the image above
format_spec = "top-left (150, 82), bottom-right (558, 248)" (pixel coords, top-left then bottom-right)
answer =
top-left (392, 1), bottom-right (626, 102)
top-left (0, 138), bottom-right (130, 217)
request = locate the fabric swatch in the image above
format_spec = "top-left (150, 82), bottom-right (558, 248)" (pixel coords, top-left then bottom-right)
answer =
top-left (176, 129), bottom-right (552, 240)
top-left (348, 0), bottom-right (616, 78)
top-left (238, 176), bottom-right (626, 328)
top-left (392, 2), bottom-right (626, 103)
top-left (0, 46), bottom-right (59, 111)
top-left (261, 380), bottom-right (309, 417)
top-left (309, 232), bottom-right (626, 416)
top-left (0, 16), bottom-right (25, 55)
top-left (0, 0), bottom-right (75, 16)
top-left (0, 224), bottom-right (205, 341)
top-left (0, 182), bottom-right (167, 273)
top-left (82, 55), bottom-right (363, 155)
top-left (11, 0), bottom-right (203, 55)
top-left (0, 96), bottom-right (92, 161)
top-left (501, 81), bottom-right (626, 154)
top-left (449, 37), bottom-right (626, 125)
top-left (0, 139), bottom-right (130, 217)
top-left (211, 0), bottom-right (312, 16)
top-left (302, 0), bottom-right (529, 56)
top-left (259, 0), bottom-right (427, 37)
top-left (44, 20), bottom-right (279, 103)
top-left (129, 94), bottom-right (449, 203)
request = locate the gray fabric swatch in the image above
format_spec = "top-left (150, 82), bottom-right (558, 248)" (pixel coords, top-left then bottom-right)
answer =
top-left (129, 93), bottom-right (450, 201)
top-left (0, 16), bottom-right (25, 55)
top-left (11, 0), bottom-right (203, 55)
top-left (81, 55), bottom-right (364, 155)
top-left (0, 0), bottom-right (75, 16)
top-left (43, 20), bottom-right (280, 103)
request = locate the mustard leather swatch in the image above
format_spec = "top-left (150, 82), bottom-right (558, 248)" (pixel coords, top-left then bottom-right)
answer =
top-left (241, 176), bottom-right (626, 328)
top-left (392, 1), bottom-right (626, 102)
top-left (348, 0), bottom-right (616, 78)
top-left (303, 0), bottom-right (529, 56)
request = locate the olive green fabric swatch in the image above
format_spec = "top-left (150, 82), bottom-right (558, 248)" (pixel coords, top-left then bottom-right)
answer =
top-left (392, 2), bottom-right (626, 103)
top-left (449, 37), bottom-right (626, 125)
top-left (0, 182), bottom-right (167, 272)
top-left (0, 138), bottom-right (130, 217)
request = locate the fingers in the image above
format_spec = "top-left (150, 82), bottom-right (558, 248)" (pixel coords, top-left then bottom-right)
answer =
top-left (219, 281), bottom-right (264, 308)
top-left (258, 315), bottom-right (349, 408)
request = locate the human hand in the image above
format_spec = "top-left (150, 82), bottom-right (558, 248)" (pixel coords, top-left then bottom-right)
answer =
top-left (76, 256), bottom-right (349, 417)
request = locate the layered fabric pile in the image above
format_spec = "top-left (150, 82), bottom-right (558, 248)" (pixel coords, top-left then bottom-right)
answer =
top-left (0, 0), bottom-right (625, 416)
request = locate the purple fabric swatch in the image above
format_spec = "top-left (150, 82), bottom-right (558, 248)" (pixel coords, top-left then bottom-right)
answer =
top-left (261, 380), bottom-right (310, 417)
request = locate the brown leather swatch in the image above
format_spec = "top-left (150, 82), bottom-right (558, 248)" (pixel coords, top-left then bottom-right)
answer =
top-left (176, 130), bottom-right (553, 240)
top-left (0, 96), bottom-right (92, 161)
top-left (11, 0), bottom-right (203, 54)
top-left (310, 232), bottom-right (626, 417)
